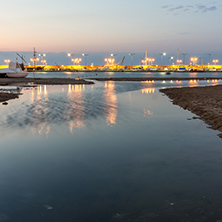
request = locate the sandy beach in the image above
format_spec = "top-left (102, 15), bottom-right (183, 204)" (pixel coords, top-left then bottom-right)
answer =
top-left (160, 85), bottom-right (222, 138)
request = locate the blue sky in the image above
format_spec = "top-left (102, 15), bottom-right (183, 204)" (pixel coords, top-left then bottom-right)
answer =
top-left (0, 0), bottom-right (221, 64)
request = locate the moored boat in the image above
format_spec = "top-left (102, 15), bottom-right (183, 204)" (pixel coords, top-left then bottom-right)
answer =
top-left (0, 62), bottom-right (28, 78)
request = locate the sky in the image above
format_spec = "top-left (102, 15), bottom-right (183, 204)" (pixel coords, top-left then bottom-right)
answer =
top-left (0, 0), bottom-right (222, 65)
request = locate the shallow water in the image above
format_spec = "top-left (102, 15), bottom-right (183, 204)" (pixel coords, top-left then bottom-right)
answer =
top-left (27, 70), bottom-right (222, 79)
top-left (0, 80), bottom-right (222, 222)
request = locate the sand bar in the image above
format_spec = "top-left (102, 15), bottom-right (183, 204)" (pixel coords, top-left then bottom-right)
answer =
top-left (90, 77), bottom-right (222, 81)
top-left (0, 77), bottom-right (94, 86)
top-left (160, 85), bottom-right (222, 138)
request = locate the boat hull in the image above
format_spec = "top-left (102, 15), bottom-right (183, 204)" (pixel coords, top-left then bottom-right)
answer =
top-left (6, 72), bottom-right (28, 78)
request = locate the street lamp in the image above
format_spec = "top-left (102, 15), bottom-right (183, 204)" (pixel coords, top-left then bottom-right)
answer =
top-left (82, 53), bottom-right (89, 66)
top-left (41, 60), bottom-right (47, 65)
top-left (4, 59), bottom-right (10, 66)
top-left (190, 57), bottom-right (198, 66)
top-left (213, 59), bottom-right (219, 65)
top-left (68, 53), bottom-right (75, 65)
top-left (129, 53), bottom-right (135, 66)
top-left (207, 53), bottom-right (213, 65)
top-left (30, 57), bottom-right (39, 66)
top-left (111, 54), bottom-right (117, 65)
top-left (74, 58), bottom-right (82, 65)
top-left (177, 59), bottom-right (182, 64)
top-left (159, 53), bottom-right (166, 65)
top-left (181, 53), bottom-right (187, 65)
top-left (147, 58), bottom-right (155, 65)
top-left (39, 53), bottom-right (46, 62)
top-left (168, 57), bottom-right (173, 65)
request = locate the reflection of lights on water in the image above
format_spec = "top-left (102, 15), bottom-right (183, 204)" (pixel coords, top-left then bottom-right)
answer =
top-left (67, 84), bottom-right (85, 133)
top-left (104, 81), bottom-right (117, 127)
top-left (68, 84), bottom-right (83, 93)
top-left (141, 80), bottom-right (155, 83)
top-left (69, 120), bottom-right (84, 134)
top-left (105, 81), bottom-right (115, 88)
top-left (144, 109), bottom-right (153, 118)
top-left (37, 85), bottom-right (47, 95)
top-left (189, 79), bottom-right (198, 87)
top-left (141, 88), bottom-right (155, 94)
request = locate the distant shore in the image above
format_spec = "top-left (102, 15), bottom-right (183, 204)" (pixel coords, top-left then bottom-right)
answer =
top-left (160, 85), bottom-right (222, 138)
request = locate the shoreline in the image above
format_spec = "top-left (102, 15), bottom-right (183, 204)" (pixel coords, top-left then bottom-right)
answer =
top-left (89, 77), bottom-right (222, 81)
top-left (0, 77), bottom-right (94, 86)
top-left (160, 85), bottom-right (222, 138)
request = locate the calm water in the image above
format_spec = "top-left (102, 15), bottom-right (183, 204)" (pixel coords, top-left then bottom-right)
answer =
top-left (0, 78), bottom-right (222, 222)
top-left (27, 70), bottom-right (222, 79)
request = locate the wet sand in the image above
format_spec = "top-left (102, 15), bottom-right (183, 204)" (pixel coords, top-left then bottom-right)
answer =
top-left (160, 85), bottom-right (222, 138)
top-left (90, 77), bottom-right (222, 81)
top-left (0, 92), bottom-right (19, 103)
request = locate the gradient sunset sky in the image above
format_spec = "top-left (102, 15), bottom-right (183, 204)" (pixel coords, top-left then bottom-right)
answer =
top-left (1, 0), bottom-right (221, 54)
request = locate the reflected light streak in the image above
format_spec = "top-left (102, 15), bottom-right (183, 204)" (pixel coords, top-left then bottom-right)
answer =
top-left (67, 84), bottom-right (85, 133)
top-left (104, 81), bottom-right (117, 127)
top-left (141, 88), bottom-right (155, 94)
top-left (189, 79), bottom-right (198, 87)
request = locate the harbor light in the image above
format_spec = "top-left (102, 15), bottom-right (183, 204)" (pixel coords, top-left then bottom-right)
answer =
top-left (30, 57), bottom-right (39, 66)
top-left (190, 57), bottom-right (198, 65)
top-left (82, 53), bottom-right (89, 66)
top-left (177, 59), bottom-right (182, 64)
top-left (4, 59), bottom-right (10, 65)
top-left (111, 54), bottom-right (117, 65)
top-left (213, 59), bottom-right (219, 65)
top-left (129, 53), bottom-right (135, 66)
top-left (159, 53), bottom-right (166, 65)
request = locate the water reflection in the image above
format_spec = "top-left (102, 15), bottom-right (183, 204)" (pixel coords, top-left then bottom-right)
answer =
top-left (30, 85), bottom-right (51, 136)
top-left (141, 88), bottom-right (155, 94)
top-left (67, 84), bottom-right (85, 133)
top-left (189, 79), bottom-right (198, 87)
top-left (143, 109), bottom-right (153, 118)
top-left (104, 81), bottom-right (118, 127)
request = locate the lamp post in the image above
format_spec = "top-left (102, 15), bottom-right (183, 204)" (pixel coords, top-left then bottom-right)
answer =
top-left (181, 53), bottom-right (187, 65)
top-left (111, 54), bottom-right (117, 65)
top-left (129, 53), bottom-right (135, 66)
top-left (68, 53), bottom-right (75, 65)
top-left (159, 53), bottom-right (166, 66)
top-left (82, 53), bottom-right (89, 66)
top-left (177, 59), bottom-right (182, 65)
top-left (4, 59), bottom-right (10, 66)
top-left (190, 57), bottom-right (198, 66)
top-left (168, 57), bottom-right (173, 65)
top-left (74, 58), bottom-right (82, 66)
top-left (39, 54), bottom-right (46, 64)
top-left (213, 59), bottom-right (219, 66)
top-left (207, 53), bottom-right (213, 65)
top-left (30, 57), bottom-right (39, 66)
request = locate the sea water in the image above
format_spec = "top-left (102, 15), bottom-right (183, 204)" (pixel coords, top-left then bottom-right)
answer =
top-left (0, 80), bottom-right (222, 222)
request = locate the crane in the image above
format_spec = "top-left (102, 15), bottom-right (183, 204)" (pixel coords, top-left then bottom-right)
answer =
top-left (116, 56), bottom-right (125, 65)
